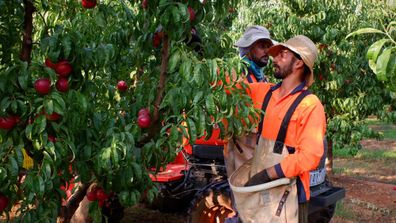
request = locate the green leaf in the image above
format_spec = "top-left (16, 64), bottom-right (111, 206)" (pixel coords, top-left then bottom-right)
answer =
top-left (193, 63), bottom-right (203, 85)
top-left (61, 36), bottom-right (72, 59)
top-left (386, 52), bottom-right (396, 81)
top-left (205, 94), bottom-right (216, 115)
top-left (168, 51), bottom-right (181, 73)
top-left (8, 156), bottom-right (18, 178)
top-left (193, 91), bottom-right (203, 104)
top-left (44, 99), bottom-right (54, 115)
top-left (36, 115), bottom-right (47, 135)
top-left (187, 118), bottom-right (197, 143)
top-left (180, 58), bottom-right (192, 80)
top-left (196, 110), bottom-right (206, 138)
top-left (17, 68), bottom-right (29, 90)
top-left (208, 60), bottom-right (218, 83)
top-left (346, 28), bottom-right (385, 38)
top-left (131, 162), bottom-right (142, 180)
top-left (376, 48), bottom-right (392, 81)
top-left (366, 39), bottom-right (390, 72)
top-left (25, 125), bottom-right (33, 140)
top-left (171, 5), bottom-right (181, 23)
top-left (0, 167), bottom-right (7, 182)
top-left (118, 191), bottom-right (131, 206)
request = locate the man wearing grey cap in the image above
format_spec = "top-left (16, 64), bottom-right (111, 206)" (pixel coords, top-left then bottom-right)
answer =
top-left (234, 25), bottom-right (277, 83)
top-left (225, 25), bottom-right (277, 177)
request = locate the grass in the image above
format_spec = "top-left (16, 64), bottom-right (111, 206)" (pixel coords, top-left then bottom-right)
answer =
top-left (334, 118), bottom-right (396, 159)
top-left (355, 149), bottom-right (396, 160)
top-left (364, 118), bottom-right (396, 140)
top-left (334, 200), bottom-right (356, 221)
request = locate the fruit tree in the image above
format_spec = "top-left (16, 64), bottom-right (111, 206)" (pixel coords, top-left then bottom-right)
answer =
top-left (0, 0), bottom-right (257, 221)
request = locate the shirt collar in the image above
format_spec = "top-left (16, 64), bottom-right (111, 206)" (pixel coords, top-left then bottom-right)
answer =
top-left (270, 81), bottom-right (306, 95)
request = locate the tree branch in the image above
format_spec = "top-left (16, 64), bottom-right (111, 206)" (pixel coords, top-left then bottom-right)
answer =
top-left (153, 34), bottom-right (170, 123)
top-left (138, 34), bottom-right (170, 145)
top-left (58, 183), bottom-right (89, 223)
top-left (20, 0), bottom-right (35, 63)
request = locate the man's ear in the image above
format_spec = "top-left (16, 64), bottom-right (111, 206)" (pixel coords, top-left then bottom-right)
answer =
top-left (294, 59), bottom-right (305, 70)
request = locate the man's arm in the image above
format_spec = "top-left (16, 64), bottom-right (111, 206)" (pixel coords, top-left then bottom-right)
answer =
top-left (245, 96), bottom-right (326, 186)
top-left (270, 97), bottom-right (326, 179)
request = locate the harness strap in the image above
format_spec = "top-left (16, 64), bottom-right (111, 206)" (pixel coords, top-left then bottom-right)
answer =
top-left (246, 74), bottom-right (254, 83)
top-left (257, 87), bottom-right (312, 154)
top-left (256, 90), bottom-right (273, 144)
top-left (273, 90), bottom-right (311, 154)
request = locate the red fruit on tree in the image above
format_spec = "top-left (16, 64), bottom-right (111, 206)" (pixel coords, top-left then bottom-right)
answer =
top-left (138, 115), bottom-right (151, 128)
top-left (141, 0), bottom-right (148, 9)
top-left (153, 33), bottom-right (161, 48)
top-left (56, 78), bottom-right (69, 92)
top-left (86, 191), bottom-right (97, 201)
top-left (138, 108), bottom-right (150, 117)
top-left (188, 7), bottom-right (196, 22)
top-left (319, 74), bottom-right (324, 81)
top-left (330, 63), bottom-right (336, 71)
top-left (45, 58), bottom-right (56, 69)
top-left (96, 189), bottom-right (108, 201)
top-left (117, 80), bottom-right (128, 92)
top-left (55, 60), bottom-right (72, 77)
top-left (98, 199), bottom-right (105, 207)
top-left (48, 135), bottom-right (56, 143)
top-left (34, 78), bottom-right (51, 95)
top-left (0, 116), bottom-right (18, 130)
top-left (82, 0), bottom-right (97, 9)
top-left (0, 193), bottom-right (9, 213)
top-left (46, 112), bottom-right (61, 121)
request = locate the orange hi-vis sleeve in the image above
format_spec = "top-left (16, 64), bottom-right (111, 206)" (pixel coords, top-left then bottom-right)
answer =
top-left (248, 82), bottom-right (326, 201)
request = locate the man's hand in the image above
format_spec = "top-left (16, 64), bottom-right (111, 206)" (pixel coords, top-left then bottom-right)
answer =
top-left (244, 169), bottom-right (272, 186)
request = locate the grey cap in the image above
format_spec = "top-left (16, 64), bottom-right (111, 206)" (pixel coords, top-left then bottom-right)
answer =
top-left (234, 25), bottom-right (277, 48)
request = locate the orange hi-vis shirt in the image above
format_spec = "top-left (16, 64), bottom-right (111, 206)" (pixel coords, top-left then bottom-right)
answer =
top-left (248, 82), bottom-right (326, 202)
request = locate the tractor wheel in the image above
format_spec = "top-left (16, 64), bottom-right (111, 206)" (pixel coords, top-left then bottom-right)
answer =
top-left (308, 204), bottom-right (336, 223)
top-left (188, 185), bottom-right (235, 223)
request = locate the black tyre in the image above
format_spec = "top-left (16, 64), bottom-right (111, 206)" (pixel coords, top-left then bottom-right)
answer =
top-left (308, 204), bottom-right (336, 223)
top-left (188, 181), bottom-right (235, 223)
top-left (102, 196), bottom-right (125, 223)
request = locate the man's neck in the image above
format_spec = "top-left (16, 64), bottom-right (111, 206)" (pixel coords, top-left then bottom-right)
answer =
top-left (279, 74), bottom-right (303, 98)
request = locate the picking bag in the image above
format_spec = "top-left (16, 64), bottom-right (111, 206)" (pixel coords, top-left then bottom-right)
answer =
top-left (229, 138), bottom-right (298, 223)
top-left (229, 88), bottom-right (312, 222)
top-left (224, 133), bottom-right (257, 176)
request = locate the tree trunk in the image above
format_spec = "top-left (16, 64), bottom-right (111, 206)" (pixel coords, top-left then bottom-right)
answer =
top-left (20, 0), bottom-right (35, 63)
top-left (58, 184), bottom-right (89, 223)
top-left (326, 138), bottom-right (333, 175)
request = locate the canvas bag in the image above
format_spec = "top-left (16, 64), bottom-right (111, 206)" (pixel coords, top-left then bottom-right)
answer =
top-left (229, 89), bottom-right (311, 223)
top-left (225, 133), bottom-right (257, 176)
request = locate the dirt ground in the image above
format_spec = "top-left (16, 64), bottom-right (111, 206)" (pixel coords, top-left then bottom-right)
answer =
top-left (329, 137), bottom-right (396, 223)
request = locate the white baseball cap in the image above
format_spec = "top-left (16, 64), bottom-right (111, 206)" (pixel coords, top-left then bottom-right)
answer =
top-left (234, 25), bottom-right (277, 48)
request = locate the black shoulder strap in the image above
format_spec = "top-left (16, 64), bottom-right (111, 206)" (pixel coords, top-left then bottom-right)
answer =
top-left (273, 90), bottom-right (312, 154)
top-left (246, 74), bottom-right (254, 83)
top-left (256, 89), bottom-right (273, 144)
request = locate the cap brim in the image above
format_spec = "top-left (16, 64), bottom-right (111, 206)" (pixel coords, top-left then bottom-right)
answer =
top-left (234, 36), bottom-right (277, 48)
top-left (268, 43), bottom-right (300, 57)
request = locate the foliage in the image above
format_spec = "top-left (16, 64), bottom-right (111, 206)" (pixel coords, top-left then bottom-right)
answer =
top-left (231, 0), bottom-right (396, 151)
top-left (347, 21), bottom-right (396, 90)
top-left (0, 0), bottom-right (257, 221)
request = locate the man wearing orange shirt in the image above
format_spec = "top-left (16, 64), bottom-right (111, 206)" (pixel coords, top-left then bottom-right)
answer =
top-left (244, 35), bottom-right (326, 223)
